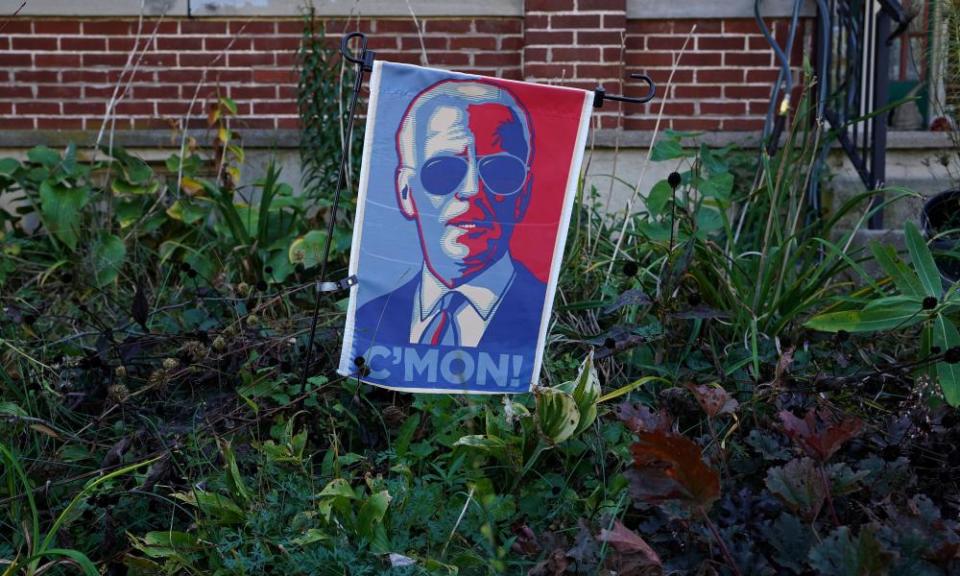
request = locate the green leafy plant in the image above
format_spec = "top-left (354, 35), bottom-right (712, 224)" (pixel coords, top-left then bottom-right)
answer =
top-left (806, 221), bottom-right (960, 405)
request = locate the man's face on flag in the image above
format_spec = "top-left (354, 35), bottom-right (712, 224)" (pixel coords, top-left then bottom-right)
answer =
top-left (397, 82), bottom-right (532, 288)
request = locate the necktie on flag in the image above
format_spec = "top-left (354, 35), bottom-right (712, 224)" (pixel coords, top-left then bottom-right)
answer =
top-left (338, 61), bottom-right (593, 394)
top-left (420, 291), bottom-right (468, 347)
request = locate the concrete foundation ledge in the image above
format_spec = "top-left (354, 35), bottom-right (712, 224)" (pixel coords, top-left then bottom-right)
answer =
top-left (4, 0), bottom-right (523, 17)
top-left (0, 129), bottom-right (950, 151)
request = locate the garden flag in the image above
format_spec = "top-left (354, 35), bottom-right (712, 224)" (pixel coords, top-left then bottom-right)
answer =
top-left (338, 61), bottom-right (593, 393)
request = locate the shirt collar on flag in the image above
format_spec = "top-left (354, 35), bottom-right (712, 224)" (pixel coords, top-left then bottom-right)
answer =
top-left (419, 256), bottom-right (516, 321)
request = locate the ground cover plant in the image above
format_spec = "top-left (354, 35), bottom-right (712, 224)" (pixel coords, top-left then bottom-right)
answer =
top-left (2, 19), bottom-right (960, 576)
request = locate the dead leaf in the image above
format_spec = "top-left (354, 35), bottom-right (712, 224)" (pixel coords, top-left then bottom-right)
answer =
top-left (599, 520), bottom-right (662, 568)
top-left (615, 401), bottom-right (673, 434)
top-left (766, 346), bottom-right (795, 388)
top-left (510, 521), bottom-right (540, 556)
top-left (779, 409), bottom-right (862, 462)
top-left (628, 431), bottom-right (721, 512)
top-left (604, 289), bottom-right (652, 314)
top-left (685, 383), bottom-right (738, 418)
top-left (527, 548), bottom-right (569, 576)
top-left (142, 454), bottom-right (172, 492)
top-left (131, 283), bottom-right (150, 332)
top-left (29, 423), bottom-right (60, 439)
top-left (566, 519), bottom-right (599, 570)
top-left (101, 436), bottom-right (133, 468)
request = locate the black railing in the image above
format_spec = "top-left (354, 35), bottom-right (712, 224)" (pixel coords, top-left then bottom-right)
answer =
top-left (816, 0), bottom-right (910, 228)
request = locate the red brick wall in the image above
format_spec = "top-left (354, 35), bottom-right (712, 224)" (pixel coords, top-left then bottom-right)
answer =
top-left (0, 10), bottom-right (805, 134)
top-left (623, 18), bottom-right (807, 131)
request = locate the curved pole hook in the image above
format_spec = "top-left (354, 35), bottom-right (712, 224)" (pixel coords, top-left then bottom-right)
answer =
top-left (340, 31), bottom-right (374, 71)
top-left (623, 73), bottom-right (657, 104)
top-left (593, 73), bottom-right (657, 108)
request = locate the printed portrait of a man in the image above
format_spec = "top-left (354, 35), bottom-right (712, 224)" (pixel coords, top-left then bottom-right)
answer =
top-left (355, 79), bottom-right (546, 349)
top-left (339, 62), bottom-right (592, 393)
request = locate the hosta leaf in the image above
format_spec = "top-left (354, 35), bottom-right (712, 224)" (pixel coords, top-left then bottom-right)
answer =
top-left (627, 431), bottom-right (720, 511)
top-left (870, 241), bottom-right (925, 299)
top-left (39, 180), bottom-right (89, 250)
top-left (933, 314), bottom-right (960, 406)
top-left (92, 234), bottom-right (126, 287)
top-left (646, 179), bottom-right (673, 217)
top-left (357, 490), bottom-right (391, 546)
top-left (115, 197), bottom-right (146, 228)
top-left (173, 491), bottom-right (244, 524)
top-left (288, 230), bottom-right (328, 269)
top-left (111, 177), bottom-right (160, 196)
top-left (698, 171), bottom-right (734, 201)
top-left (535, 387), bottom-right (580, 445)
top-left (180, 176), bottom-right (205, 197)
top-left (219, 439), bottom-right (251, 505)
top-left (0, 157), bottom-right (21, 175)
top-left (142, 531), bottom-right (201, 551)
top-left (28, 145), bottom-right (61, 168)
top-left (166, 199), bottom-right (206, 225)
top-left (905, 220), bottom-right (942, 298)
top-left (650, 139), bottom-right (693, 161)
top-left (805, 298), bottom-right (923, 333)
top-left (120, 155), bottom-right (153, 184)
top-left (318, 478), bottom-right (357, 500)
top-left (453, 434), bottom-right (508, 452)
top-left (265, 249), bottom-right (294, 283)
top-left (556, 350), bottom-right (600, 435)
top-left (291, 528), bottom-right (329, 547)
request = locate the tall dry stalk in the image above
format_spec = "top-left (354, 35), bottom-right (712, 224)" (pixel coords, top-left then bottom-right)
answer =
top-left (605, 26), bottom-right (696, 277)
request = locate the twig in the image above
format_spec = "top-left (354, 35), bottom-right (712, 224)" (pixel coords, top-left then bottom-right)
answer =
top-left (818, 462), bottom-right (840, 527)
top-left (441, 486), bottom-right (475, 559)
top-left (701, 507), bottom-right (742, 576)
top-left (405, 0), bottom-right (429, 66)
top-left (606, 26), bottom-right (696, 277)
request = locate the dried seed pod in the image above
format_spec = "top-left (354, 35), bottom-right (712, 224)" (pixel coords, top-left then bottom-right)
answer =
top-left (212, 335), bottom-right (227, 352)
top-left (108, 384), bottom-right (130, 404)
top-left (383, 405), bottom-right (406, 427)
top-left (181, 341), bottom-right (209, 362)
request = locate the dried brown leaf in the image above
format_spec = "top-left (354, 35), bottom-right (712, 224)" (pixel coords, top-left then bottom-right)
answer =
top-left (599, 520), bottom-right (662, 570)
top-left (628, 431), bottom-right (721, 512)
top-left (527, 549), bottom-right (569, 576)
top-left (779, 408), bottom-right (863, 462)
top-left (685, 383), bottom-right (738, 418)
top-left (615, 401), bottom-right (673, 434)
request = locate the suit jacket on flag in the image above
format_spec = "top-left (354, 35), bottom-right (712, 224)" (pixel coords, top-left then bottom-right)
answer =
top-left (338, 61), bottom-right (593, 393)
top-left (354, 260), bottom-right (546, 357)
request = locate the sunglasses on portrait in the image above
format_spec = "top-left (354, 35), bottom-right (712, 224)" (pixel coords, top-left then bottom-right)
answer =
top-left (418, 153), bottom-right (529, 197)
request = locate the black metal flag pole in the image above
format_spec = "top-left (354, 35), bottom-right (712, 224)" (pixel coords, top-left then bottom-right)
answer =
top-left (296, 31), bottom-right (655, 394)
top-left (299, 32), bottom-right (375, 394)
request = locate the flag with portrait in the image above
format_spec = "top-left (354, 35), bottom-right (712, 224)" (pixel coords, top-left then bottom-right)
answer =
top-left (338, 61), bottom-right (593, 393)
